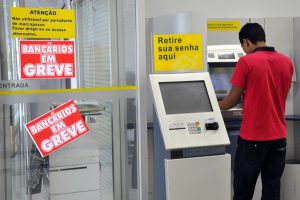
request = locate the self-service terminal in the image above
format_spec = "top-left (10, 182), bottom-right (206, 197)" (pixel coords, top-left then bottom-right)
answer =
top-left (207, 45), bottom-right (244, 119)
top-left (207, 45), bottom-right (245, 167)
top-left (150, 72), bottom-right (231, 200)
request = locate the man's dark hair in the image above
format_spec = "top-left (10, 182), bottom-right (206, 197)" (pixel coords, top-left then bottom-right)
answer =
top-left (239, 23), bottom-right (266, 44)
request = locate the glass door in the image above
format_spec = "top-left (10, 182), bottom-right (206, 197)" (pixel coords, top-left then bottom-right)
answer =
top-left (0, 0), bottom-right (139, 199)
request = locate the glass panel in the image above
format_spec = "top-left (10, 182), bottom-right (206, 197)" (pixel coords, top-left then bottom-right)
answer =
top-left (0, 0), bottom-right (138, 200)
top-left (117, 0), bottom-right (137, 86)
top-left (2, 100), bottom-right (114, 200)
top-left (1, 0), bottom-right (113, 89)
top-left (5, 104), bottom-right (31, 200)
top-left (0, 0), bottom-right (72, 90)
top-left (0, 106), bottom-right (5, 198)
top-left (117, 0), bottom-right (138, 197)
top-left (124, 98), bottom-right (138, 199)
top-left (75, 0), bottom-right (111, 88)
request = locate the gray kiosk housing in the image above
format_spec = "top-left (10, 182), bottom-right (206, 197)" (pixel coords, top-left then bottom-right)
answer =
top-left (150, 72), bottom-right (231, 200)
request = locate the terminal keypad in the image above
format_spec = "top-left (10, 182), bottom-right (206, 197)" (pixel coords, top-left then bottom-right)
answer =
top-left (187, 121), bottom-right (202, 134)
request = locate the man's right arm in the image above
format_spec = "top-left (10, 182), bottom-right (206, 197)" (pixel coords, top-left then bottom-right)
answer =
top-left (218, 85), bottom-right (244, 110)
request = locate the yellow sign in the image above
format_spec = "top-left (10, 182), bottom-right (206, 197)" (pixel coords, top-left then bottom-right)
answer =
top-left (153, 34), bottom-right (203, 72)
top-left (207, 21), bottom-right (240, 31)
top-left (10, 7), bottom-right (76, 38)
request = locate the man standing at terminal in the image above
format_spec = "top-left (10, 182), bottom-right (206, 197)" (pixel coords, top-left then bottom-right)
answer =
top-left (218, 23), bottom-right (293, 200)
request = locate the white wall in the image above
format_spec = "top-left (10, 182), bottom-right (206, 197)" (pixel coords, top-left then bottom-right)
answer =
top-left (146, 0), bottom-right (300, 18)
top-left (294, 17), bottom-right (300, 114)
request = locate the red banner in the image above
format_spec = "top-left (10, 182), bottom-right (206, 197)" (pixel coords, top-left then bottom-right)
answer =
top-left (20, 40), bottom-right (75, 79)
top-left (26, 100), bottom-right (89, 157)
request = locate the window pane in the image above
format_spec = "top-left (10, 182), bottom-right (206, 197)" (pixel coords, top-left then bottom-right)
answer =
top-left (2, 100), bottom-right (113, 200)
top-left (76, 0), bottom-right (111, 87)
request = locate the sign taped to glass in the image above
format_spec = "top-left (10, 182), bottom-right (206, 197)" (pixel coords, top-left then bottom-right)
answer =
top-left (20, 40), bottom-right (75, 79)
top-left (25, 100), bottom-right (89, 157)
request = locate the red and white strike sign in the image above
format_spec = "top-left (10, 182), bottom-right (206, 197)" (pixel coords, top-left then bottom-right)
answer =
top-left (20, 40), bottom-right (75, 79)
top-left (25, 100), bottom-right (89, 157)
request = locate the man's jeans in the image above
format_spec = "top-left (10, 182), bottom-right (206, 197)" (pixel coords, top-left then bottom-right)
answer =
top-left (233, 137), bottom-right (286, 200)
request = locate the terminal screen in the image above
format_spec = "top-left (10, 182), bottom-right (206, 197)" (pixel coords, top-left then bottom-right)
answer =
top-left (159, 81), bottom-right (213, 114)
top-left (208, 63), bottom-right (235, 100)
